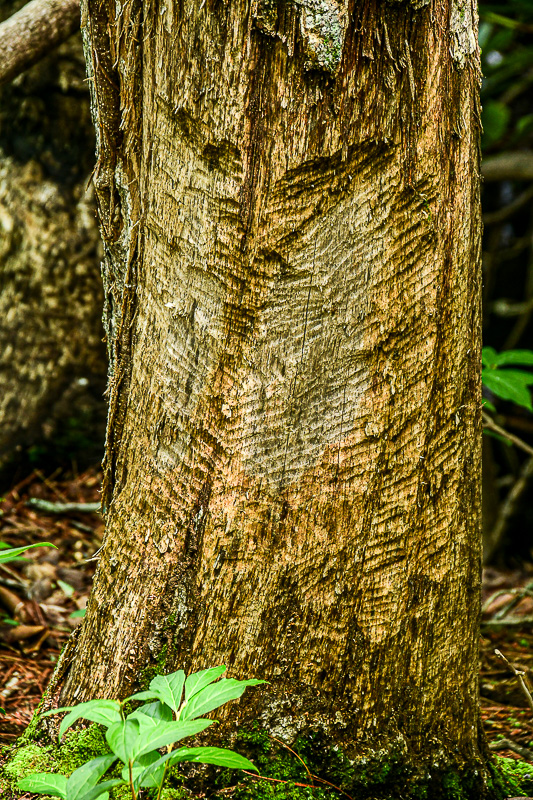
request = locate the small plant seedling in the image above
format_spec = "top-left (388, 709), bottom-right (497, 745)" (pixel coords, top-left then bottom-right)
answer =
top-left (19, 666), bottom-right (267, 800)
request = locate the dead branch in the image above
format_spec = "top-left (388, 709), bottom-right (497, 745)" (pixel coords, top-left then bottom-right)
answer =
top-left (0, 0), bottom-right (80, 86)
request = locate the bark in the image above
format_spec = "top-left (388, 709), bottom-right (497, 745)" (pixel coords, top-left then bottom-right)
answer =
top-left (57, 0), bottom-right (488, 794)
top-left (0, 0), bottom-right (80, 86)
top-left (0, 8), bottom-right (106, 479)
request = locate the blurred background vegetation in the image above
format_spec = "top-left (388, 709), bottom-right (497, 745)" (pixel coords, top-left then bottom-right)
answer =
top-left (480, 0), bottom-right (533, 563)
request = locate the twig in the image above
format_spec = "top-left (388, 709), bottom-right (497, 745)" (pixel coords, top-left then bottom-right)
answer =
top-left (495, 649), bottom-right (533, 712)
top-left (489, 738), bottom-right (533, 762)
top-left (485, 453), bottom-right (533, 561)
top-left (484, 185), bottom-right (533, 226)
top-left (482, 617), bottom-right (533, 628)
top-left (482, 413), bottom-right (533, 457)
top-left (0, 0), bottom-right (80, 86)
top-left (271, 736), bottom-right (314, 786)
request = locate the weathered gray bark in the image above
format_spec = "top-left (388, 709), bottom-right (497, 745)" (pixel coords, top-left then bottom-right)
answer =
top-left (53, 0), bottom-right (492, 795)
top-left (0, 4), bottom-right (106, 478)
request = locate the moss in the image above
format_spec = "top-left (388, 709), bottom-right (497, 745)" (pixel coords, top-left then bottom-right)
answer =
top-left (494, 755), bottom-right (533, 794)
top-left (2, 742), bottom-right (56, 783)
top-left (206, 726), bottom-right (510, 800)
top-left (55, 725), bottom-right (110, 773)
top-left (0, 724), bottom-right (110, 799)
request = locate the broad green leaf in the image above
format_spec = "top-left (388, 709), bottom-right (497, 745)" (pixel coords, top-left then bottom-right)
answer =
top-left (138, 745), bottom-right (258, 784)
top-left (180, 678), bottom-right (267, 721)
top-left (124, 690), bottom-right (159, 703)
top-left (482, 346), bottom-right (498, 367)
top-left (492, 349), bottom-right (533, 367)
top-left (135, 718), bottom-right (214, 758)
top-left (0, 542), bottom-right (57, 564)
top-left (184, 666), bottom-right (227, 703)
top-left (482, 370), bottom-right (533, 411)
top-left (106, 718), bottom-right (141, 763)
top-left (148, 671), bottom-right (186, 713)
top-left (74, 781), bottom-right (123, 800)
top-left (49, 700), bottom-right (123, 740)
top-left (18, 773), bottom-right (67, 798)
top-left (169, 746), bottom-right (258, 771)
top-left (131, 700), bottom-right (173, 722)
top-left (66, 754), bottom-right (117, 800)
top-left (495, 369), bottom-right (533, 386)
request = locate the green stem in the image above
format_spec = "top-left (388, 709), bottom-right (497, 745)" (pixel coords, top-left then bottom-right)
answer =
top-left (156, 762), bottom-right (169, 800)
top-left (129, 760), bottom-right (138, 800)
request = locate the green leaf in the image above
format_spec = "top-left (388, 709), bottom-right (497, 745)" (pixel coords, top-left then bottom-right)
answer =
top-left (134, 719), bottom-right (214, 759)
top-left (131, 700), bottom-right (173, 722)
top-left (184, 666), bottom-right (227, 703)
top-left (43, 700), bottom-right (123, 740)
top-left (482, 398), bottom-right (497, 413)
top-left (180, 678), bottom-right (267, 721)
top-left (76, 781), bottom-right (122, 800)
top-left (483, 348), bottom-right (533, 368)
top-left (124, 690), bottom-right (159, 703)
top-left (106, 717), bottom-right (212, 764)
top-left (482, 346), bottom-right (498, 367)
top-left (169, 746), bottom-right (259, 771)
top-left (69, 609), bottom-right (86, 619)
top-left (482, 370), bottom-right (533, 410)
top-left (0, 542), bottom-right (57, 564)
top-left (57, 579), bottom-right (75, 597)
top-left (106, 719), bottom-right (141, 764)
top-left (18, 773), bottom-right (68, 798)
top-left (138, 746), bottom-right (258, 785)
top-left (501, 369), bottom-right (533, 386)
top-left (147, 671), bottom-right (186, 713)
top-left (492, 349), bottom-right (533, 366)
top-left (66, 754), bottom-right (117, 800)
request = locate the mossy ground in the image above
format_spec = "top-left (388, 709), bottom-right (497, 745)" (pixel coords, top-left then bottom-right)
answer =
top-left (0, 724), bottom-right (530, 800)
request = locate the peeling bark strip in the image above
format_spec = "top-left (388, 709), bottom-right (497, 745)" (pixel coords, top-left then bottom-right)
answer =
top-left (62, 0), bottom-right (486, 791)
top-left (0, 0), bottom-right (80, 85)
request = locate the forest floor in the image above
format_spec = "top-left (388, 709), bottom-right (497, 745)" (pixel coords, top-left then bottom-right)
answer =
top-left (2, 467), bottom-right (533, 765)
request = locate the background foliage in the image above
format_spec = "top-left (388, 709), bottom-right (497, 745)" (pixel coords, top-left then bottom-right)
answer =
top-left (480, 0), bottom-right (533, 562)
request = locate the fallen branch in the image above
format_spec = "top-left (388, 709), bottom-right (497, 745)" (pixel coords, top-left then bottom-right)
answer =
top-left (25, 498), bottom-right (101, 514)
top-left (489, 738), bottom-right (533, 763)
top-left (0, 0), bottom-right (80, 86)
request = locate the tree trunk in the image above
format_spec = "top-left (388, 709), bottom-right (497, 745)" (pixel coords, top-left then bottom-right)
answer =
top-left (0, 2), bottom-right (106, 479)
top-left (58, 0), bottom-right (490, 795)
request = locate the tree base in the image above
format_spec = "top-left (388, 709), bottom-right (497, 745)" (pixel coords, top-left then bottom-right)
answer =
top-left (0, 723), bottom-right (526, 800)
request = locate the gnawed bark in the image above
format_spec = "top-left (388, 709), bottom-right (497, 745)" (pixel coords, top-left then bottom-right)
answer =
top-left (0, 9), bottom-right (106, 479)
top-left (56, 0), bottom-right (490, 795)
